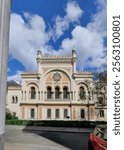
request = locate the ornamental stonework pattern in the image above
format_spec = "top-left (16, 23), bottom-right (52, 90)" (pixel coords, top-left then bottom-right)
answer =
top-left (53, 72), bottom-right (62, 82)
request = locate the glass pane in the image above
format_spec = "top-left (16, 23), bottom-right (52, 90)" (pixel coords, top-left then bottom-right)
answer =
top-left (55, 109), bottom-right (59, 118)
top-left (31, 87), bottom-right (36, 99)
top-left (55, 87), bottom-right (60, 99)
top-left (64, 109), bottom-right (68, 118)
top-left (47, 109), bottom-right (51, 118)
top-left (63, 87), bottom-right (68, 99)
top-left (47, 87), bottom-right (52, 99)
top-left (81, 109), bottom-right (85, 118)
top-left (80, 87), bottom-right (86, 100)
top-left (31, 109), bottom-right (35, 118)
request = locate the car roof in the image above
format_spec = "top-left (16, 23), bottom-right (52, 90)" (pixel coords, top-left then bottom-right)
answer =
top-left (96, 124), bottom-right (107, 129)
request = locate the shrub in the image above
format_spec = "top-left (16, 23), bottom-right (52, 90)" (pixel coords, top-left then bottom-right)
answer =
top-left (5, 120), bottom-right (107, 128)
top-left (6, 112), bottom-right (13, 120)
top-left (6, 112), bottom-right (18, 120)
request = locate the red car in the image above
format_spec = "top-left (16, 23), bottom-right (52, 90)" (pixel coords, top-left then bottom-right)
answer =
top-left (88, 124), bottom-right (107, 150)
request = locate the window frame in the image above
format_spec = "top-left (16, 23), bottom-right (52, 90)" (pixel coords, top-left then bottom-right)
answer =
top-left (79, 87), bottom-right (86, 100)
top-left (63, 86), bottom-right (68, 99)
top-left (64, 109), bottom-right (68, 119)
top-left (47, 86), bottom-right (52, 99)
top-left (100, 110), bottom-right (104, 117)
top-left (30, 108), bottom-right (35, 119)
top-left (80, 109), bottom-right (85, 119)
top-left (55, 86), bottom-right (60, 99)
top-left (47, 109), bottom-right (51, 119)
top-left (31, 87), bottom-right (36, 99)
top-left (55, 109), bottom-right (60, 119)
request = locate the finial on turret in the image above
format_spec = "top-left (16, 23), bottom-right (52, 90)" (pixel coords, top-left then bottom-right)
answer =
top-left (37, 49), bottom-right (42, 55)
top-left (72, 47), bottom-right (77, 58)
top-left (37, 48), bottom-right (42, 63)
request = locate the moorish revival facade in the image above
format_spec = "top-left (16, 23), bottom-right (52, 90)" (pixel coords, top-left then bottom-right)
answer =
top-left (6, 50), bottom-right (107, 121)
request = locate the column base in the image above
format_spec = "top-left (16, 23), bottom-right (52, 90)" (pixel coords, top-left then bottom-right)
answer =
top-left (0, 133), bottom-right (5, 150)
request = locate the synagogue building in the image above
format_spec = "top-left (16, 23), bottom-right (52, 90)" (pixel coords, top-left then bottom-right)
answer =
top-left (6, 50), bottom-right (107, 121)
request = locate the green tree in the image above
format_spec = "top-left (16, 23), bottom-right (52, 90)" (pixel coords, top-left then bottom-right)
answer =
top-left (94, 71), bottom-right (107, 105)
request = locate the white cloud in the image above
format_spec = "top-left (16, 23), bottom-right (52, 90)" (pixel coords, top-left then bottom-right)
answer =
top-left (8, 70), bottom-right (22, 83)
top-left (66, 1), bottom-right (83, 22)
top-left (59, 0), bottom-right (107, 71)
top-left (61, 26), bottom-right (106, 70)
top-left (53, 1), bottom-right (83, 40)
top-left (53, 16), bottom-right (69, 40)
top-left (87, 0), bottom-right (107, 37)
top-left (9, 13), bottom-right (49, 71)
top-left (9, 0), bottom-right (107, 80)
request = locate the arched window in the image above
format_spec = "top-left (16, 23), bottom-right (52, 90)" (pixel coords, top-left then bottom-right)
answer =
top-left (81, 109), bottom-right (85, 119)
top-left (64, 109), bottom-right (68, 118)
top-left (47, 86), bottom-right (52, 99)
top-left (47, 109), bottom-right (51, 119)
top-left (63, 86), bottom-right (68, 99)
top-left (98, 97), bottom-right (104, 104)
top-left (12, 96), bottom-right (15, 103)
top-left (31, 109), bottom-right (35, 118)
top-left (55, 109), bottom-right (60, 119)
top-left (79, 87), bottom-right (86, 100)
top-left (55, 86), bottom-right (60, 99)
top-left (100, 110), bottom-right (104, 117)
top-left (16, 96), bottom-right (18, 103)
top-left (31, 87), bottom-right (36, 99)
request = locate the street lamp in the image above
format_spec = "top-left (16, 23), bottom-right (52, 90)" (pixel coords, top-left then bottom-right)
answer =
top-left (87, 91), bottom-right (91, 121)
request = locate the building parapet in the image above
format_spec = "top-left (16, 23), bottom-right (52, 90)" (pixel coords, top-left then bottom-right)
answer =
top-left (21, 71), bottom-right (38, 75)
top-left (7, 86), bottom-right (21, 90)
top-left (42, 55), bottom-right (72, 59)
top-left (21, 72), bottom-right (40, 78)
top-left (76, 71), bottom-right (93, 74)
top-left (38, 56), bottom-right (73, 64)
top-left (44, 99), bottom-right (70, 101)
top-left (73, 71), bottom-right (93, 78)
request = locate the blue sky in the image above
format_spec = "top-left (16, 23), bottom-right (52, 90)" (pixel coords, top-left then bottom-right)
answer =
top-left (8, 0), bottom-right (107, 82)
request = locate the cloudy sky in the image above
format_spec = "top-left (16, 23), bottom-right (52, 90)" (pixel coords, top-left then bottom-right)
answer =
top-left (8, 0), bottom-right (107, 82)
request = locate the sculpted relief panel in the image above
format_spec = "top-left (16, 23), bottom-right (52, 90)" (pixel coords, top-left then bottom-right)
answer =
top-left (45, 70), bottom-right (70, 89)
top-left (53, 72), bottom-right (62, 82)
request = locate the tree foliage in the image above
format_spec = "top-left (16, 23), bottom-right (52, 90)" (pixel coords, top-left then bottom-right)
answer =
top-left (94, 71), bottom-right (107, 105)
top-left (95, 71), bottom-right (107, 84)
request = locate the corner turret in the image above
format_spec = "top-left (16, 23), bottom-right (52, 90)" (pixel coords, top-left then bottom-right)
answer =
top-left (36, 49), bottom-right (42, 75)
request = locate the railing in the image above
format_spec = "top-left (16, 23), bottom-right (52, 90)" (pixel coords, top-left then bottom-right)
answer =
top-left (44, 98), bottom-right (70, 101)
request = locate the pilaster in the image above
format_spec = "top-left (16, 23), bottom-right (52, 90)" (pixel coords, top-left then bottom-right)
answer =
top-left (0, 0), bottom-right (11, 149)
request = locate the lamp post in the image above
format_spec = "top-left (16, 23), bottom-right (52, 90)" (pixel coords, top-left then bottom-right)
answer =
top-left (87, 91), bottom-right (91, 121)
top-left (0, 0), bottom-right (11, 149)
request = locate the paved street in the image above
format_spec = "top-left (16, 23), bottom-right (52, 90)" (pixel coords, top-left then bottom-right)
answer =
top-left (5, 125), bottom-right (93, 150)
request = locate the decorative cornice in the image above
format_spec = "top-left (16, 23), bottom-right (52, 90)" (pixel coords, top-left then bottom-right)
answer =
top-left (72, 72), bottom-right (93, 79)
top-left (42, 55), bottom-right (72, 59)
top-left (21, 71), bottom-right (38, 75)
top-left (76, 71), bottom-right (93, 74)
top-left (36, 55), bottom-right (73, 64)
top-left (7, 86), bottom-right (21, 90)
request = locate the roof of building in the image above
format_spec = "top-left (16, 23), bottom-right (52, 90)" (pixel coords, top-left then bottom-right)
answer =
top-left (7, 80), bottom-right (21, 87)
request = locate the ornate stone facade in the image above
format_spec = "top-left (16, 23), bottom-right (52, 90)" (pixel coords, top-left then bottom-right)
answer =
top-left (6, 50), bottom-right (107, 121)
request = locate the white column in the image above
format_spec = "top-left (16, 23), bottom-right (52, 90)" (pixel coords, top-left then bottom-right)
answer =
top-left (0, 0), bottom-right (11, 149)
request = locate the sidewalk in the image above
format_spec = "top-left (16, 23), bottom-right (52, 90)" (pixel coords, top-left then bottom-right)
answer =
top-left (5, 125), bottom-right (93, 133)
top-left (5, 143), bottom-right (68, 150)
